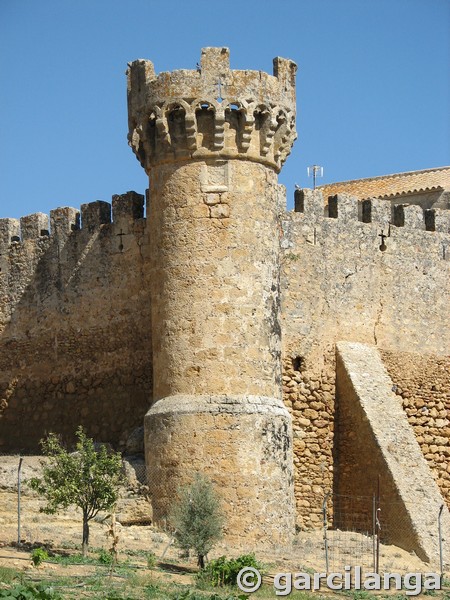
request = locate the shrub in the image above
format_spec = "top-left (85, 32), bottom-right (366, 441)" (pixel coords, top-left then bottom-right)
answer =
top-left (31, 547), bottom-right (49, 567)
top-left (198, 554), bottom-right (262, 588)
top-left (169, 473), bottom-right (224, 569)
top-left (98, 548), bottom-right (114, 565)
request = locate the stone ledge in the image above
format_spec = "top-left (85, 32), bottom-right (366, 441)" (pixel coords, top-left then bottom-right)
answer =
top-left (146, 394), bottom-right (290, 418)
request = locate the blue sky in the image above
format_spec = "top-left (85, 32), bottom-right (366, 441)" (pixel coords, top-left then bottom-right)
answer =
top-left (0, 0), bottom-right (449, 218)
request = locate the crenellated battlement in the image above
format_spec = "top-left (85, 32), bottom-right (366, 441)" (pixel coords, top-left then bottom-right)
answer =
top-left (127, 47), bottom-right (297, 172)
top-left (1, 45), bottom-right (450, 558)
top-left (0, 191), bottom-right (145, 251)
top-left (282, 187), bottom-right (450, 368)
top-left (293, 188), bottom-right (450, 237)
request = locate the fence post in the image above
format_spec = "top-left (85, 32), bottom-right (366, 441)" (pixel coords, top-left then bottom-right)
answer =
top-left (375, 507), bottom-right (381, 575)
top-left (323, 492), bottom-right (331, 574)
top-left (372, 493), bottom-right (376, 572)
top-left (438, 504), bottom-right (444, 579)
top-left (17, 456), bottom-right (23, 546)
top-left (375, 476), bottom-right (381, 574)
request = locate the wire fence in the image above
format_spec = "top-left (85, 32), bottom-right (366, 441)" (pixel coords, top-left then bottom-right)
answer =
top-left (324, 493), bottom-right (375, 573)
top-left (324, 491), bottom-right (446, 574)
top-left (0, 453), bottom-right (154, 547)
top-left (0, 453), bottom-right (447, 575)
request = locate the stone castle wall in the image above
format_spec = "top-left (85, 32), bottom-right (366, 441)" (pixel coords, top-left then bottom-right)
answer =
top-left (1, 45), bottom-right (448, 553)
top-left (0, 193), bottom-right (153, 452)
top-left (382, 351), bottom-right (450, 504)
top-left (281, 189), bottom-right (450, 528)
top-left (0, 184), bottom-right (449, 534)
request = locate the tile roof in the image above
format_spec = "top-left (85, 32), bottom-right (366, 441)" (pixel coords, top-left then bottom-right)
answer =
top-left (317, 166), bottom-right (450, 200)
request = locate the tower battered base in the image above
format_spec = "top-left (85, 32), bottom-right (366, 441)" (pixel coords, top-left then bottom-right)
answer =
top-left (145, 395), bottom-right (295, 548)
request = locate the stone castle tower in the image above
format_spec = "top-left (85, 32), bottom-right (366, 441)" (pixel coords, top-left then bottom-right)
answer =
top-left (126, 47), bottom-right (298, 544)
top-left (1, 46), bottom-right (449, 562)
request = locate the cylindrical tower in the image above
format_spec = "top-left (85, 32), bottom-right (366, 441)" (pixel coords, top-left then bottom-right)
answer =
top-left (127, 47), bottom-right (297, 546)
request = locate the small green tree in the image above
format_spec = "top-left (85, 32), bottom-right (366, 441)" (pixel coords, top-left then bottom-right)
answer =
top-left (170, 473), bottom-right (224, 569)
top-left (29, 426), bottom-right (123, 556)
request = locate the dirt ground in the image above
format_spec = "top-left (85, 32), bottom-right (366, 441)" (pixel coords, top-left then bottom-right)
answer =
top-left (0, 455), bottom-right (443, 590)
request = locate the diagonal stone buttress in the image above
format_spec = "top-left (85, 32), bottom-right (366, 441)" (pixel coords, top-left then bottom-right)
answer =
top-left (335, 341), bottom-right (450, 565)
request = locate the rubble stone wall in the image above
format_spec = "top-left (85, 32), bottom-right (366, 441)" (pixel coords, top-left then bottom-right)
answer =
top-left (0, 193), bottom-right (153, 451)
top-left (281, 190), bottom-right (450, 528)
top-left (334, 342), bottom-right (450, 565)
top-left (0, 183), bottom-right (449, 540)
top-left (382, 350), bottom-right (450, 506)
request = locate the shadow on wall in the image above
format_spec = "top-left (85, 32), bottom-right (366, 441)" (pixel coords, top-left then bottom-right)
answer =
top-left (0, 193), bottom-right (153, 452)
top-left (332, 341), bottom-right (450, 565)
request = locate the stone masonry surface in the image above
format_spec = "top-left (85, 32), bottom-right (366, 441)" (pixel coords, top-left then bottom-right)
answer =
top-left (129, 47), bottom-right (297, 547)
top-left (0, 193), bottom-right (153, 451)
top-left (0, 48), bottom-right (449, 556)
top-left (281, 188), bottom-right (449, 528)
top-left (382, 351), bottom-right (450, 505)
top-left (335, 342), bottom-right (450, 565)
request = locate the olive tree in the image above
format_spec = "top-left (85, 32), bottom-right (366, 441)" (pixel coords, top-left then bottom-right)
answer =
top-left (170, 473), bottom-right (224, 569)
top-left (29, 426), bottom-right (123, 556)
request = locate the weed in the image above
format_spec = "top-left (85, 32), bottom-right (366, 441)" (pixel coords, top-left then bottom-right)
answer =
top-left (171, 591), bottom-right (246, 599)
top-left (0, 582), bottom-right (63, 599)
top-left (147, 552), bottom-right (157, 569)
top-left (151, 534), bottom-right (165, 544)
top-left (98, 548), bottom-right (114, 565)
top-left (31, 547), bottom-right (49, 567)
top-left (101, 592), bottom-right (135, 600)
top-left (0, 566), bottom-right (19, 584)
top-left (144, 582), bottom-right (162, 597)
top-left (50, 552), bottom-right (96, 565)
top-left (197, 554), bottom-right (263, 588)
top-left (125, 572), bottom-right (156, 588)
top-left (284, 253), bottom-right (301, 262)
top-left (349, 591), bottom-right (372, 600)
top-left (58, 540), bottom-right (78, 551)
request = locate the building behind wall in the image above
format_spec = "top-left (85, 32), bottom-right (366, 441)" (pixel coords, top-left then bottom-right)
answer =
top-left (318, 166), bottom-right (450, 209)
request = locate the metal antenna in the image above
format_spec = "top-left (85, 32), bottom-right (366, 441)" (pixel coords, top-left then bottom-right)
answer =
top-left (307, 165), bottom-right (323, 190)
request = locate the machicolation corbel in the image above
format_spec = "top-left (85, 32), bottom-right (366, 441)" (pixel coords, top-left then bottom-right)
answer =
top-left (127, 47), bottom-right (297, 173)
